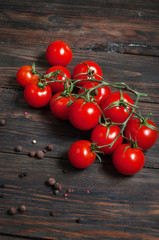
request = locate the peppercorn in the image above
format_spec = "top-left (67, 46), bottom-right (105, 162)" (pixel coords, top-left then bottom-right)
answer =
top-left (47, 178), bottom-right (56, 186)
top-left (8, 207), bottom-right (16, 215)
top-left (46, 144), bottom-right (54, 151)
top-left (67, 188), bottom-right (72, 193)
top-left (36, 150), bottom-right (44, 159)
top-left (54, 182), bottom-right (62, 190)
top-left (15, 145), bottom-right (23, 152)
top-left (0, 119), bottom-right (6, 126)
top-left (29, 151), bottom-right (36, 157)
top-left (18, 205), bottom-right (27, 213)
top-left (54, 190), bottom-right (59, 195)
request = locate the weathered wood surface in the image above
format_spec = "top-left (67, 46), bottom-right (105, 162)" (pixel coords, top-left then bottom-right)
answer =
top-left (0, 0), bottom-right (159, 239)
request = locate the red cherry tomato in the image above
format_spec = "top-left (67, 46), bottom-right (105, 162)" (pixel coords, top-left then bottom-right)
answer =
top-left (68, 140), bottom-right (96, 168)
top-left (125, 118), bottom-right (158, 150)
top-left (16, 65), bottom-right (39, 88)
top-left (72, 61), bottom-right (103, 87)
top-left (24, 81), bottom-right (52, 108)
top-left (45, 66), bottom-right (71, 93)
top-left (113, 143), bottom-right (145, 175)
top-left (46, 41), bottom-right (72, 66)
top-left (78, 82), bottom-right (111, 105)
top-left (50, 92), bottom-right (75, 120)
top-left (68, 98), bottom-right (101, 130)
top-left (90, 124), bottom-right (123, 154)
top-left (100, 92), bottom-right (135, 124)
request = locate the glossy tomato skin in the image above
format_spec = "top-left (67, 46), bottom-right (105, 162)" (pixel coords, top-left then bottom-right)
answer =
top-left (125, 118), bottom-right (158, 150)
top-left (16, 65), bottom-right (39, 88)
top-left (90, 124), bottom-right (123, 154)
top-left (78, 82), bottom-right (111, 105)
top-left (50, 92), bottom-right (75, 120)
top-left (24, 81), bottom-right (52, 108)
top-left (68, 98), bottom-right (101, 130)
top-left (113, 144), bottom-right (145, 175)
top-left (68, 140), bottom-right (96, 168)
top-left (46, 41), bottom-right (72, 66)
top-left (45, 66), bottom-right (71, 93)
top-left (72, 61), bottom-right (103, 87)
top-left (100, 92), bottom-right (135, 124)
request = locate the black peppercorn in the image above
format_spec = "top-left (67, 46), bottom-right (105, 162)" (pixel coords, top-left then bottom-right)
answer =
top-left (18, 205), bottom-right (27, 213)
top-left (8, 207), bottom-right (16, 215)
top-left (0, 119), bottom-right (6, 126)
top-left (36, 151), bottom-right (44, 159)
top-left (47, 178), bottom-right (56, 186)
top-left (15, 145), bottom-right (23, 152)
top-left (46, 144), bottom-right (54, 151)
top-left (29, 151), bottom-right (36, 157)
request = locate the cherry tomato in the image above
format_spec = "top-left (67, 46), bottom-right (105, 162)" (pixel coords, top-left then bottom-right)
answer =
top-left (72, 61), bottom-right (103, 87)
top-left (24, 81), bottom-right (52, 108)
top-left (78, 82), bottom-right (111, 105)
top-left (100, 92), bottom-right (135, 124)
top-left (16, 65), bottom-right (39, 88)
top-left (112, 143), bottom-right (145, 175)
top-left (50, 92), bottom-right (75, 120)
top-left (125, 118), bottom-right (158, 150)
top-left (68, 98), bottom-right (101, 130)
top-left (68, 140), bottom-right (96, 168)
top-left (90, 124), bottom-right (123, 154)
top-left (46, 41), bottom-right (72, 66)
top-left (45, 66), bottom-right (71, 93)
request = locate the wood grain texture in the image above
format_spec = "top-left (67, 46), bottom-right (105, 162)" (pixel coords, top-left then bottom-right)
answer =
top-left (0, 0), bottom-right (159, 56)
top-left (0, 0), bottom-right (159, 239)
top-left (0, 153), bottom-right (159, 240)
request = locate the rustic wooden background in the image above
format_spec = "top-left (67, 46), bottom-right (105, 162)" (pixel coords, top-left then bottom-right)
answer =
top-left (0, 0), bottom-right (159, 239)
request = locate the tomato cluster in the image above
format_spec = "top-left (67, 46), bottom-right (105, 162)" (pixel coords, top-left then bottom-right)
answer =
top-left (16, 40), bottom-right (158, 176)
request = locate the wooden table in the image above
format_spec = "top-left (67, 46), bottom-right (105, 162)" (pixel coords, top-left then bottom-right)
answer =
top-left (0, 1), bottom-right (159, 239)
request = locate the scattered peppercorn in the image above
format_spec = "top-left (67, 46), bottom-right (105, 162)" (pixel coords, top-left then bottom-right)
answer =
top-left (15, 145), bottom-right (23, 152)
top-left (8, 207), bottom-right (16, 215)
top-left (18, 172), bottom-right (28, 178)
top-left (54, 182), bottom-right (62, 190)
top-left (0, 184), bottom-right (6, 188)
top-left (47, 177), bottom-right (56, 186)
top-left (54, 190), bottom-right (59, 195)
top-left (43, 149), bottom-right (47, 153)
top-left (29, 151), bottom-right (36, 157)
top-left (50, 211), bottom-right (55, 216)
top-left (63, 169), bottom-right (68, 174)
top-left (18, 205), bottom-right (27, 213)
top-left (67, 188), bottom-right (72, 193)
top-left (46, 144), bottom-right (54, 151)
top-left (0, 119), bottom-right (6, 126)
top-left (36, 150), bottom-right (44, 159)
top-left (76, 218), bottom-right (81, 223)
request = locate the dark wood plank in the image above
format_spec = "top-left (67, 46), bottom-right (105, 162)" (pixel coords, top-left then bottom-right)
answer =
top-left (0, 152), bottom-right (159, 240)
top-left (0, 1), bottom-right (159, 239)
top-left (0, 235), bottom-right (29, 240)
top-left (0, 47), bottom-right (159, 103)
top-left (0, 0), bottom-right (159, 56)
